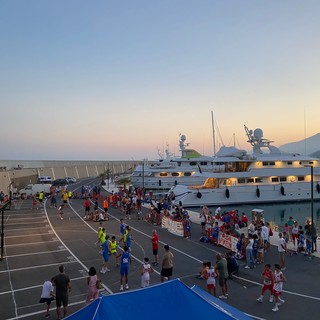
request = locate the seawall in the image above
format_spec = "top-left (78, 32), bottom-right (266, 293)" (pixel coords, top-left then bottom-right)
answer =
top-left (0, 160), bottom-right (138, 194)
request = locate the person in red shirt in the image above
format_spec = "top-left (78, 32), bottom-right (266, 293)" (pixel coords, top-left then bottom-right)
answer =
top-left (151, 229), bottom-right (159, 266)
top-left (241, 212), bottom-right (249, 227)
top-left (256, 264), bottom-right (275, 303)
top-left (84, 198), bottom-right (91, 220)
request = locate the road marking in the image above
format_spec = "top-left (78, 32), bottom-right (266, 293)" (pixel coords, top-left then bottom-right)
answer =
top-left (5, 248), bottom-right (67, 259)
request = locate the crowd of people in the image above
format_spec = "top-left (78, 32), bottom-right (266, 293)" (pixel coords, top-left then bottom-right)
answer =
top-left (35, 184), bottom-right (319, 318)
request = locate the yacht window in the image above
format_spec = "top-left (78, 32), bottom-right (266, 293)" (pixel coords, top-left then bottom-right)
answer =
top-left (263, 161), bottom-right (275, 166)
top-left (172, 172), bottom-right (180, 177)
top-left (271, 177), bottom-right (278, 182)
top-left (279, 177), bottom-right (287, 182)
top-left (287, 161), bottom-right (292, 165)
top-left (238, 178), bottom-right (246, 184)
top-left (184, 172), bottom-right (192, 176)
top-left (298, 176), bottom-right (305, 181)
top-left (159, 173), bottom-right (168, 177)
top-left (255, 178), bottom-right (263, 183)
top-left (200, 162), bottom-right (207, 166)
top-left (189, 161), bottom-right (197, 166)
top-left (247, 178), bottom-right (254, 183)
top-left (309, 161), bottom-right (314, 165)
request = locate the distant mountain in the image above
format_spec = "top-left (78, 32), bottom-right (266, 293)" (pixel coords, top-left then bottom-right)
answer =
top-left (279, 133), bottom-right (320, 156)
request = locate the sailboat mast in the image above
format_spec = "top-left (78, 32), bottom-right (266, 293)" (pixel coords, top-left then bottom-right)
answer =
top-left (211, 111), bottom-right (216, 156)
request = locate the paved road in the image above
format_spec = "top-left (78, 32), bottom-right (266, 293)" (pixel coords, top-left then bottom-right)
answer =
top-left (1, 178), bottom-right (320, 320)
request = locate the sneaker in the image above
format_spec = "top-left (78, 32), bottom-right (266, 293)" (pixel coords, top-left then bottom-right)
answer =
top-left (257, 297), bottom-right (263, 303)
top-left (120, 285), bottom-right (123, 292)
top-left (100, 268), bottom-right (106, 274)
top-left (219, 295), bottom-right (228, 300)
top-left (278, 299), bottom-right (285, 305)
top-left (269, 296), bottom-right (274, 303)
top-left (244, 266), bottom-right (250, 269)
top-left (281, 267), bottom-right (286, 271)
top-left (272, 306), bottom-right (279, 312)
top-left (105, 268), bottom-right (111, 272)
top-left (125, 284), bottom-right (129, 290)
top-left (45, 314), bottom-right (50, 318)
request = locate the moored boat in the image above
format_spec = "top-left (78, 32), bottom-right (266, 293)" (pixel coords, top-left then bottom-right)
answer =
top-left (130, 134), bottom-right (224, 190)
top-left (169, 125), bottom-right (320, 207)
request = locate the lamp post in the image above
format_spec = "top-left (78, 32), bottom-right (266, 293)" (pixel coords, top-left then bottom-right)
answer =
top-left (310, 165), bottom-right (314, 252)
top-left (305, 165), bottom-right (314, 252)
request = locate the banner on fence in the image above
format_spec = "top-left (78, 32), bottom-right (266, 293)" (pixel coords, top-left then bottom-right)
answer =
top-left (218, 233), bottom-right (238, 252)
top-left (161, 216), bottom-right (184, 237)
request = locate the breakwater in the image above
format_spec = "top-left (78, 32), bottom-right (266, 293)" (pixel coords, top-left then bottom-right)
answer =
top-left (0, 160), bottom-right (138, 194)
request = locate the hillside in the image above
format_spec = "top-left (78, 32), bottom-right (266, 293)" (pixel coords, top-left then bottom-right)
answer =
top-left (279, 133), bottom-right (320, 155)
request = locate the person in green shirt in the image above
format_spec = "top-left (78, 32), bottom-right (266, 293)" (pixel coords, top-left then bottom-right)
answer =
top-left (215, 253), bottom-right (228, 300)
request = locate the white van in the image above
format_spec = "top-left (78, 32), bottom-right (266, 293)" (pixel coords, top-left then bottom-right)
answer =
top-left (38, 176), bottom-right (52, 184)
top-left (19, 184), bottom-right (52, 196)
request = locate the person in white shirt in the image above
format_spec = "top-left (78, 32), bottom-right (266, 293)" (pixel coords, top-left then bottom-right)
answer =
top-left (277, 233), bottom-right (287, 270)
top-left (39, 278), bottom-right (55, 318)
top-left (141, 257), bottom-right (154, 288)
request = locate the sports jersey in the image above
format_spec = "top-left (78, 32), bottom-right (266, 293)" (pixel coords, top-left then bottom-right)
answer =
top-left (273, 270), bottom-right (284, 292)
top-left (262, 268), bottom-right (273, 285)
top-left (206, 267), bottom-right (217, 285)
top-left (141, 263), bottom-right (151, 288)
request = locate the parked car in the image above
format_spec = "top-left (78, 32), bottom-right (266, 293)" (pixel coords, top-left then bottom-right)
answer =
top-left (52, 179), bottom-right (68, 187)
top-left (65, 177), bottom-right (77, 183)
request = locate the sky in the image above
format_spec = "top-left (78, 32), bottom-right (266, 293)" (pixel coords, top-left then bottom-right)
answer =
top-left (1, 0), bottom-right (319, 160)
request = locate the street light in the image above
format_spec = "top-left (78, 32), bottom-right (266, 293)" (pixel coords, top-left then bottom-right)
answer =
top-left (305, 164), bottom-right (314, 252)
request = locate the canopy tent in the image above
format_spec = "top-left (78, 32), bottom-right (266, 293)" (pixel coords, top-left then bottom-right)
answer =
top-left (65, 279), bottom-right (252, 320)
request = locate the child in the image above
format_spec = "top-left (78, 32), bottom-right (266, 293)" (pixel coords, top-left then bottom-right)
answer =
top-left (32, 196), bottom-right (38, 210)
top-left (57, 204), bottom-right (64, 220)
top-left (108, 236), bottom-right (120, 267)
top-left (202, 261), bottom-right (217, 296)
top-left (256, 264), bottom-right (274, 303)
top-left (120, 219), bottom-right (126, 237)
top-left (211, 221), bottom-right (219, 245)
top-left (120, 246), bottom-right (130, 291)
top-left (197, 261), bottom-right (208, 279)
top-left (39, 278), bottom-right (55, 318)
top-left (141, 257), bottom-right (154, 288)
top-left (297, 230), bottom-right (305, 253)
top-left (271, 264), bottom-right (286, 312)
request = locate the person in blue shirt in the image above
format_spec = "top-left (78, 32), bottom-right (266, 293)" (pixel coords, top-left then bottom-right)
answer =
top-left (119, 246), bottom-right (130, 291)
top-left (120, 219), bottom-right (126, 237)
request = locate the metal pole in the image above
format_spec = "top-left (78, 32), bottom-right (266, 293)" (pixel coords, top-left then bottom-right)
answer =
top-left (311, 165), bottom-right (314, 252)
top-left (142, 160), bottom-right (145, 191)
top-left (0, 207), bottom-right (4, 260)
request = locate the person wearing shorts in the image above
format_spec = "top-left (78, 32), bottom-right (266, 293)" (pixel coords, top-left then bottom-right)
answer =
top-left (119, 246), bottom-right (130, 291)
top-left (39, 278), bottom-right (55, 318)
top-left (160, 245), bottom-right (174, 282)
top-left (151, 229), bottom-right (159, 265)
top-left (256, 264), bottom-right (275, 303)
top-left (53, 265), bottom-right (71, 320)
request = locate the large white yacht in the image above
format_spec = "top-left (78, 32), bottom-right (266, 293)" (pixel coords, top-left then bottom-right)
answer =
top-left (168, 126), bottom-right (320, 207)
top-left (130, 134), bottom-right (224, 190)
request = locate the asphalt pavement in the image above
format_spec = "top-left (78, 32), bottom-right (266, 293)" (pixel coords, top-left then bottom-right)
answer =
top-left (1, 178), bottom-right (320, 320)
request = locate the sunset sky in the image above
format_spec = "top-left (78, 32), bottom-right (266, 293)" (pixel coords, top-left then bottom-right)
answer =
top-left (1, 0), bottom-right (319, 160)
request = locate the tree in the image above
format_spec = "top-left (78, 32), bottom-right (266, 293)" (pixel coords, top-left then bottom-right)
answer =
top-left (99, 169), bottom-right (112, 186)
top-left (116, 176), bottom-right (131, 190)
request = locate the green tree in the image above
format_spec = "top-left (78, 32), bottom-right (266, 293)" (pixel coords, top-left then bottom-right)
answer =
top-left (116, 176), bottom-right (131, 190)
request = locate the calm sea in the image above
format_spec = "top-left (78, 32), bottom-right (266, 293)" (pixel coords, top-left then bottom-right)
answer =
top-left (192, 201), bottom-right (320, 232)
